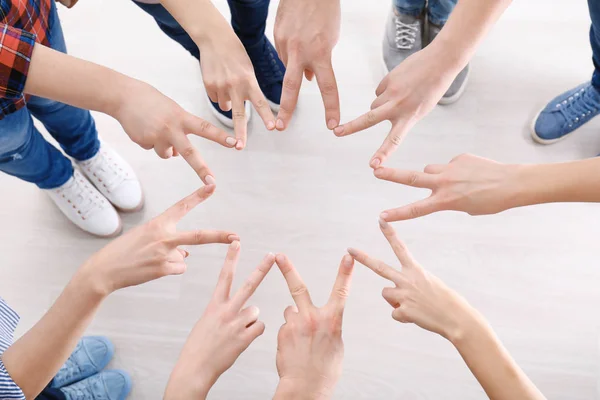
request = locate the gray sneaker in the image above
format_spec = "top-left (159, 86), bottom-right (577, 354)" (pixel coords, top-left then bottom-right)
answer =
top-left (382, 8), bottom-right (423, 73)
top-left (426, 22), bottom-right (470, 105)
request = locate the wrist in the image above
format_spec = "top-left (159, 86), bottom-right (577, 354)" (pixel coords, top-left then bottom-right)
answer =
top-left (72, 258), bottom-right (113, 299)
top-left (165, 362), bottom-right (215, 400)
top-left (509, 163), bottom-right (546, 209)
top-left (446, 303), bottom-right (488, 347)
top-left (274, 378), bottom-right (334, 400)
top-left (99, 72), bottom-right (134, 119)
top-left (424, 38), bottom-right (469, 77)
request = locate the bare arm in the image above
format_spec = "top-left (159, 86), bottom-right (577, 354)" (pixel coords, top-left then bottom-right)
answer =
top-left (349, 220), bottom-right (545, 400)
top-left (159, 0), bottom-right (275, 147)
top-left (1, 275), bottom-right (104, 399)
top-left (337, 0), bottom-right (513, 166)
top-left (451, 313), bottom-right (546, 400)
top-left (515, 158), bottom-right (600, 206)
top-left (372, 154), bottom-right (600, 222)
top-left (2, 187), bottom-right (236, 398)
top-left (24, 43), bottom-right (236, 183)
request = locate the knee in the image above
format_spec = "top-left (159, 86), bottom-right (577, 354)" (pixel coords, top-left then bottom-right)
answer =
top-left (0, 110), bottom-right (34, 158)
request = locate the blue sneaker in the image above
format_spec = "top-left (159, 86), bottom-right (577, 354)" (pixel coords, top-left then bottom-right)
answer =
top-left (245, 35), bottom-right (285, 112)
top-left (51, 336), bottom-right (115, 389)
top-left (60, 370), bottom-right (132, 400)
top-left (532, 82), bottom-right (600, 144)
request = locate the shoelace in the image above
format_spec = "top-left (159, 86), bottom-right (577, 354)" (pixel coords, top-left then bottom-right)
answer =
top-left (255, 40), bottom-right (284, 86)
top-left (61, 378), bottom-right (98, 400)
top-left (394, 18), bottom-right (419, 49)
top-left (81, 149), bottom-right (127, 193)
top-left (555, 86), bottom-right (599, 128)
top-left (55, 172), bottom-right (102, 219)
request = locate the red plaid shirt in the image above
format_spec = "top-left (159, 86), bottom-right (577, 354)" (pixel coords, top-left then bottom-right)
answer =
top-left (0, 0), bottom-right (51, 119)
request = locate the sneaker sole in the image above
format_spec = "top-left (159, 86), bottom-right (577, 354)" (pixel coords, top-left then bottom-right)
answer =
top-left (529, 107), bottom-right (571, 145)
top-left (438, 67), bottom-right (471, 106)
top-left (115, 191), bottom-right (145, 213)
top-left (208, 98), bottom-right (252, 129)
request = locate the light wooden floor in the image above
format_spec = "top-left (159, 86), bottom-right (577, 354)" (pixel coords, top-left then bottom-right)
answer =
top-left (1, 0), bottom-right (599, 398)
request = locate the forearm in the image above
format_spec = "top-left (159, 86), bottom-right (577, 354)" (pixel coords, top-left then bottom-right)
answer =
top-left (273, 379), bottom-right (333, 400)
top-left (427, 0), bottom-right (513, 71)
top-left (159, 0), bottom-right (229, 44)
top-left (24, 43), bottom-right (132, 117)
top-left (1, 271), bottom-right (105, 398)
top-left (450, 311), bottom-right (545, 400)
top-left (513, 158), bottom-right (600, 207)
top-left (164, 367), bottom-right (212, 400)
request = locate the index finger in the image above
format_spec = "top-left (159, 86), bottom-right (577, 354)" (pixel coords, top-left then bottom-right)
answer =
top-left (346, 247), bottom-right (403, 285)
top-left (230, 253), bottom-right (276, 311)
top-left (373, 167), bottom-right (438, 189)
top-left (184, 114), bottom-right (237, 149)
top-left (276, 59), bottom-right (303, 130)
top-left (378, 219), bottom-right (418, 268)
top-left (231, 96), bottom-right (248, 150)
top-left (314, 63), bottom-right (340, 130)
top-left (370, 118), bottom-right (413, 168)
top-left (158, 185), bottom-right (216, 224)
top-left (249, 85), bottom-right (276, 131)
top-left (275, 254), bottom-right (313, 311)
top-left (327, 254), bottom-right (354, 314)
top-left (213, 241), bottom-right (241, 301)
top-left (171, 134), bottom-right (214, 184)
top-left (333, 102), bottom-right (393, 137)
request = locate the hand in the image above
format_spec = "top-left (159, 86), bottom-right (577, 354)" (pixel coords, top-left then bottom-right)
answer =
top-left (113, 79), bottom-right (237, 184)
top-left (274, 0), bottom-right (341, 131)
top-left (348, 220), bottom-right (474, 342)
top-left (77, 185), bottom-right (238, 295)
top-left (375, 154), bottom-right (523, 222)
top-left (165, 242), bottom-right (275, 399)
top-left (334, 46), bottom-right (462, 167)
top-left (273, 254), bottom-right (354, 400)
top-left (198, 24), bottom-right (276, 149)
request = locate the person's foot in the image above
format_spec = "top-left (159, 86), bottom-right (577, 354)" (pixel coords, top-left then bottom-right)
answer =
top-left (45, 169), bottom-right (122, 238)
top-left (244, 35), bottom-right (285, 112)
top-left (208, 98), bottom-right (252, 130)
top-left (76, 141), bottom-right (144, 212)
top-left (60, 370), bottom-right (132, 400)
top-left (531, 82), bottom-right (600, 144)
top-left (51, 337), bottom-right (115, 389)
top-left (426, 22), bottom-right (470, 105)
top-left (382, 8), bottom-right (423, 72)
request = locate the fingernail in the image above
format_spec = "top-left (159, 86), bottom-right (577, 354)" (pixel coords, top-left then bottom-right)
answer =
top-left (276, 119), bottom-right (285, 130)
top-left (370, 158), bottom-right (381, 169)
top-left (265, 252), bottom-right (275, 262)
top-left (347, 248), bottom-right (358, 257)
top-left (327, 119), bottom-right (338, 130)
top-left (267, 121), bottom-right (276, 130)
top-left (205, 175), bottom-right (216, 185)
top-left (235, 141), bottom-right (244, 150)
top-left (228, 234), bottom-right (240, 242)
top-left (230, 240), bottom-right (241, 250)
top-left (379, 216), bottom-right (389, 228)
top-left (226, 137), bottom-right (237, 146)
top-left (334, 126), bottom-right (344, 136)
top-left (342, 254), bottom-right (353, 265)
top-left (275, 253), bottom-right (285, 263)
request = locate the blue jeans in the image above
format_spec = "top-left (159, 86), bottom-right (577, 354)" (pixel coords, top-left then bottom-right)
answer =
top-left (132, 0), bottom-right (270, 60)
top-left (0, 1), bottom-right (99, 189)
top-left (394, 0), bottom-right (456, 26)
top-left (589, 0), bottom-right (600, 90)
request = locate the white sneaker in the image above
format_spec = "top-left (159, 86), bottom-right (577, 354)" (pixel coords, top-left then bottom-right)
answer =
top-left (76, 142), bottom-right (144, 212)
top-left (45, 170), bottom-right (122, 237)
